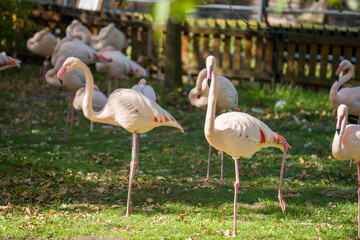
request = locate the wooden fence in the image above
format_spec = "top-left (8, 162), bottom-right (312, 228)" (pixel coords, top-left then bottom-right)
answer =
top-left (7, 3), bottom-right (360, 89)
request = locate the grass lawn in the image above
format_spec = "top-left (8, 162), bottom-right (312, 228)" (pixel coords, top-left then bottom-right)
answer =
top-left (0, 62), bottom-right (358, 239)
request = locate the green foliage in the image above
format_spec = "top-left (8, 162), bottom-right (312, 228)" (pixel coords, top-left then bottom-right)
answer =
top-left (0, 0), bottom-right (36, 53)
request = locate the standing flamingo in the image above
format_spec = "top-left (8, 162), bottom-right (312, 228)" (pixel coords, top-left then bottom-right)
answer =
top-left (27, 29), bottom-right (57, 100)
top-left (204, 55), bottom-right (289, 237)
top-left (189, 68), bottom-right (240, 183)
top-left (73, 85), bottom-right (107, 132)
top-left (46, 56), bottom-right (85, 140)
top-left (57, 57), bottom-right (184, 217)
top-left (332, 104), bottom-right (360, 237)
top-left (131, 79), bottom-right (157, 173)
top-left (96, 46), bottom-right (146, 94)
top-left (66, 19), bottom-right (92, 45)
top-left (51, 37), bottom-right (111, 66)
top-left (91, 23), bottom-right (127, 51)
top-left (0, 53), bottom-right (20, 71)
top-left (330, 59), bottom-right (360, 123)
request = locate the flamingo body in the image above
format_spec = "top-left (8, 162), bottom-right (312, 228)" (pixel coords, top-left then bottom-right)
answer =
top-left (0, 53), bottom-right (20, 71)
top-left (330, 59), bottom-right (360, 117)
top-left (51, 37), bottom-right (110, 66)
top-left (91, 23), bottom-right (127, 51)
top-left (66, 19), bottom-right (92, 45)
top-left (27, 30), bottom-right (57, 58)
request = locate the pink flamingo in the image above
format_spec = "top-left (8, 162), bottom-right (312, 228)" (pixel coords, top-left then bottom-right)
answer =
top-left (332, 104), bottom-right (360, 238)
top-left (51, 37), bottom-right (111, 66)
top-left (96, 46), bottom-right (146, 94)
top-left (66, 19), bottom-right (92, 45)
top-left (330, 59), bottom-right (360, 123)
top-left (91, 23), bottom-right (127, 51)
top-left (27, 29), bottom-right (57, 100)
top-left (0, 53), bottom-right (20, 71)
top-left (131, 78), bottom-right (157, 173)
top-left (204, 55), bottom-right (289, 237)
top-left (73, 85), bottom-right (107, 132)
top-left (57, 57), bottom-right (184, 216)
top-left (189, 68), bottom-right (240, 183)
top-left (46, 56), bottom-right (85, 140)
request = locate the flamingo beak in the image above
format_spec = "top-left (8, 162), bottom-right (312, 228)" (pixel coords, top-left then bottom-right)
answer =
top-left (336, 129), bottom-right (340, 135)
top-left (335, 75), bottom-right (339, 82)
top-left (207, 65), bottom-right (213, 87)
top-left (59, 79), bottom-right (63, 85)
top-left (207, 78), bottom-right (211, 87)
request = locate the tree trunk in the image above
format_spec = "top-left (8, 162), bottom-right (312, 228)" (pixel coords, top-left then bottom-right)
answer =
top-left (164, 18), bottom-right (183, 88)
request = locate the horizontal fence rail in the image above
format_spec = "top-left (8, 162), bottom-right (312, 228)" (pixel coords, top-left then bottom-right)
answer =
top-left (4, 3), bottom-right (360, 89)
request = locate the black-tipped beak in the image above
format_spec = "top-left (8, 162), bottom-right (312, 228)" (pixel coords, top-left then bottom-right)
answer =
top-left (335, 76), bottom-right (339, 82)
top-left (59, 79), bottom-right (63, 85)
top-left (336, 129), bottom-right (340, 135)
top-left (207, 78), bottom-right (211, 87)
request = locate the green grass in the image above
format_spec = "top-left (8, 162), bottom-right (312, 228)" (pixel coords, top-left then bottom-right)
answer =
top-left (0, 62), bottom-right (358, 239)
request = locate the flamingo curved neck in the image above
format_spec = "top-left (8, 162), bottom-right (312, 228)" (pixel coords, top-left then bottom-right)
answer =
top-left (79, 62), bottom-right (98, 121)
top-left (333, 114), bottom-right (349, 159)
top-left (330, 67), bottom-right (353, 102)
top-left (204, 65), bottom-right (219, 142)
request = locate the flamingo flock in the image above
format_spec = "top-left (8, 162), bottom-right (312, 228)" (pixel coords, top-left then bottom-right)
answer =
top-left (3, 18), bottom-right (360, 238)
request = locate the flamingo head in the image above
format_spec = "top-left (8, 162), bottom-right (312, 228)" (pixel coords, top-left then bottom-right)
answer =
top-left (57, 57), bottom-right (82, 82)
top-left (206, 55), bottom-right (215, 86)
top-left (138, 79), bottom-right (147, 85)
top-left (335, 59), bottom-right (352, 77)
top-left (336, 104), bottom-right (348, 135)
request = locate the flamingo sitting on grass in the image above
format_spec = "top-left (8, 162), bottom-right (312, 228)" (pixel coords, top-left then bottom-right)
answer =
top-left (204, 55), bottom-right (289, 237)
top-left (189, 68), bottom-right (239, 183)
top-left (57, 57), bottom-right (184, 217)
top-left (332, 104), bottom-right (360, 238)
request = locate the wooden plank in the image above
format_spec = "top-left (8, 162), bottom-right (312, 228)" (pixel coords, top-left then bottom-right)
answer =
top-left (297, 42), bottom-right (307, 78)
top-left (332, 45), bottom-right (341, 78)
top-left (264, 38), bottom-right (273, 73)
top-left (308, 43), bottom-right (318, 78)
top-left (202, 34), bottom-right (210, 67)
top-left (255, 36), bottom-right (263, 71)
top-left (286, 40), bottom-right (296, 81)
top-left (131, 26), bottom-right (138, 61)
top-left (213, 34), bottom-right (221, 67)
top-left (181, 32), bottom-right (190, 66)
top-left (355, 47), bottom-right (360, 80)
top-left (244, 35), bottom-right (252, 70)
top-left (276, 37), bottom-right (285, 76)
top-left (139, 28), bottom-right (149, 65)
top-left (320, 43), bottom-right (329, 81)
top-left (222, 35), bottom-right (231, 69)
top-left (233, 37), bottom-right (242, 70)
top-left (193, 33), bottom-right (200, 67)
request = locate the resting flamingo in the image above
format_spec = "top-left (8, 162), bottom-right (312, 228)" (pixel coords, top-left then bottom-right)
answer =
top-left (330, 59), bottom-right (360, 123)
top-left (96, 46), bottom-right (146, 94)
top-left (66, 19), bottom-right (92, 45)
top-left (73, 85), bottom-right (107, 132)
top-left (0, 53), bottom-right (20, 71)
top-left (91, 23), bottom-right (127, 51)
top-left (46, 56), bottom-right (85, 140)
top-left (204, 55), bottom-right (289, 237)
top-left (332, 104), bottom-right (360, 238)
top-left (189, 68), bottom-right (239, 183)
top-left (27, 29), bottom-right (57, 100)
top-left (131, 78), bottom-right (157, 173)
top-left (57, 57), bottom-right (184, 217)
top-left (51, 37), bottom-right (111, 66)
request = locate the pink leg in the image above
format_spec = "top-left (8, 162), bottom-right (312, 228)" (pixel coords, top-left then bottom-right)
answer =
top-left (233, 158), bottom-right (240, 237)
top-left (107, 77), bottom-right (112, 96)
top-left (350, 160), bottom-right (353, 167)
top-left (136, 133), bottom-right (140, 174)
top-left (114, 78), bottom-right (118, 90)
top-left (59, 104), bottom-right (70, 141)
top-left (203, 145), bottom-right (212, 182)
top-left (70, 92), bottom-right (75, 127)
top-left (90, 121), bottom-right (94, 132)
top-left (357, 162), bottom-right (360, 238)
top-left (218, 151), bottom-right (224, 184)
top-left (126, 132), bottom-right (138, 216)
top-left (278, 144), bottom-right (288, 212)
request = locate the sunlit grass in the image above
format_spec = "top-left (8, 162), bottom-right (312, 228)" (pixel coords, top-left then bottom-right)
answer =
top-left (0, 62), bottom-right (358, 239)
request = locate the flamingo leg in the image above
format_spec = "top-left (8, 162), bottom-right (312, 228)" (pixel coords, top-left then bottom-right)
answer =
top-left (59, 104), bottom-right (71, 141)
top-left (114, 77), bottom-right (118, 90)
top-left (218, 151), bottom-right (224, 183)
top-left (357, 161), bottom-right (360, 238)
top-left (203, 144), bottom-right (212, 181)
top-left (136, 133), bottom-right (140, 174)
top-left (278, 144), bottom-right (288, 212)
top-left (90, 121), bottom-right (94, 132)
top-left (107, 77), bottom-right (112, 96)
top-left (40, 59), bottom-right (48, 102)
top-left (233, 157), bottom-right (240, 237)
top-left (70, 92), bottom-right (75, 127)
top-left (126, 132), bottom-right (138, 216)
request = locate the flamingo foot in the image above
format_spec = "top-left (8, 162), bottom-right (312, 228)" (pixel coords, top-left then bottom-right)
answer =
top-left (58, 136), bottom-right (68, 141)
top-left (201, 178), bottom-right (210, 182)
top-left (218, 179), bottom-right (224, 184)
top-left (233, 230), bottom-right (237, 237)
top-left (278, 190), bottom-right (286, 212)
